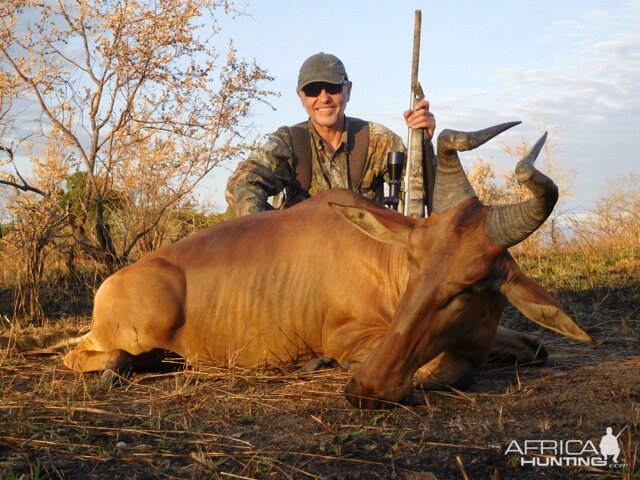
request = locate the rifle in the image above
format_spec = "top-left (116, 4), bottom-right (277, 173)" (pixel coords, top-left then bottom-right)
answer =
top-left (402, 10), bottom-right (423, 216)
top-left (400, 9), bottom-right (435, 216)
top-left (615, 425), bottom-right (628, 439)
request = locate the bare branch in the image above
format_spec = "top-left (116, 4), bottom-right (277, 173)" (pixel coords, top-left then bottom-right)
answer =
top-left (0, 173), bottom-right (47, 197)
top-left (0, 46), bottom-right (90, 168)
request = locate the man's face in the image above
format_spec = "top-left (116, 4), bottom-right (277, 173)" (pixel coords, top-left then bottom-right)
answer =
top-left (297, 81), bottom-right (352, 130)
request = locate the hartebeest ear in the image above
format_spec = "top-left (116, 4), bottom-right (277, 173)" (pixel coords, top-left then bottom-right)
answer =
top-left (500, 265), bottom-right (594, 343)
top-left (329, 203), bottom-right (414, 247)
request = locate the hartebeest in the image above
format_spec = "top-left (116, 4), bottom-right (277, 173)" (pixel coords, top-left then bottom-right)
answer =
top-left (64, 122), bottom-right (593, 408)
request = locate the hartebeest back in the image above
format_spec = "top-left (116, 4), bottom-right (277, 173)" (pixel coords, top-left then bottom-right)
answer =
top-left (64, 122), bottom-right (592, 408)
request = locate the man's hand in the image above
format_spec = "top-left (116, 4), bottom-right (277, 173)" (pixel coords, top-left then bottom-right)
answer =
top-left (403, 99), bottom-right (436, 139)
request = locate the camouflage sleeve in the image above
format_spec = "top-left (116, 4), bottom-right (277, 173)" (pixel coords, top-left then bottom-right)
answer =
top-left (225, 128), bottom-right (295, 217)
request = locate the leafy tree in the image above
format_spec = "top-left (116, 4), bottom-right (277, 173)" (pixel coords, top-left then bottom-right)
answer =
top-left (0, 132), bottom-right (72, 321)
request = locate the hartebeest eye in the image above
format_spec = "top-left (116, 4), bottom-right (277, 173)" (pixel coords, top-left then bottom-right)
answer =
top-left (442, 285), bottom-right (473, 308)
top-left (444, 280), bottom-right (490, 308)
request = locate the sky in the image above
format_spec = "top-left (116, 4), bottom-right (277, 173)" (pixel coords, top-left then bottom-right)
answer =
top-left (201, 0), bottom-right (640, 214)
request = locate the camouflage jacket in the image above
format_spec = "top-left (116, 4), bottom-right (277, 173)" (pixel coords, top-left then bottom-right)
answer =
top-left (225, 116), bottom-right (427, 218)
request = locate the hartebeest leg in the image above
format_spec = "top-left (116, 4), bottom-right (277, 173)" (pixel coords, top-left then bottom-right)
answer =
top-left (486, 326), bottom-right (548, 365)
top-left (64, 335), bottom-right (171, 372)
top-left (414, 351), bottom-right (475, 391)
top-left (64, 340), bottom-right (134, 373)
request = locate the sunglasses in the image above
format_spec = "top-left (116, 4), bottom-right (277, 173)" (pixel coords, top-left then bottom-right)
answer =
top-left (302, 82), bottom-right (345, 97)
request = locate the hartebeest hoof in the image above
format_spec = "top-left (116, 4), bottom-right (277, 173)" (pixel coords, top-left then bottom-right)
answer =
top-left (95, 349), bottom-right (135, 390)
top-left (298, 357), bottom-right (341, 373)
top-left (487, 327), bottom-right (549, 365)
top-left (414, 352), bottom-right (476, 392)
top-left (99, 369), bottom-right (125, 390)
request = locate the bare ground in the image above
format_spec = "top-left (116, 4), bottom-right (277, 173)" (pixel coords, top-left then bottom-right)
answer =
top-left (1, 254), bottom-right (639, 479)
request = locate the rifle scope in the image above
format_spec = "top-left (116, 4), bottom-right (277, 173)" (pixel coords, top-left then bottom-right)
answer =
top-left (385, 152), bottom-right (405, 211)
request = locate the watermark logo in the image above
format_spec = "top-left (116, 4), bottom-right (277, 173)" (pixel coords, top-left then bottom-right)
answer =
top-left (599, 426), bottom-right (623, 463)
top-left (505, 426), bottom-right (629, 469)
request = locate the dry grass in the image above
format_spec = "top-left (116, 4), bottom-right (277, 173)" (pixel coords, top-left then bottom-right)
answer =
top-left (1, 246), bottom-right (639, 479)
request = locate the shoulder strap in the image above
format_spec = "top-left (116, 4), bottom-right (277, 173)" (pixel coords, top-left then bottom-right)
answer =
top-left (288, 119), bottom-right (370, 191)
top-left (288, 122), bottom-right (312, 190)
top-left (347, 118), bottom-right (370, 188)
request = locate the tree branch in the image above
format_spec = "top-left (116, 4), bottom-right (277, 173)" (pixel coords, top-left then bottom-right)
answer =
top-left (0, 46), bottom-right (90, 169)
top-left (0, 173), bottom-right (47, 197)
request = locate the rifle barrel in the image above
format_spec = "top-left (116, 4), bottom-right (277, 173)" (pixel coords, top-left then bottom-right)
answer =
top-left (410, 9), bottom-right (422, 109)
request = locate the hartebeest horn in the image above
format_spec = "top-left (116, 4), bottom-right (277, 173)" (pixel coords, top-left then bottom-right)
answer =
top-left (486, 132), bottom-right (559, 248)
top-left (433, 122), bottom-right (521, 213)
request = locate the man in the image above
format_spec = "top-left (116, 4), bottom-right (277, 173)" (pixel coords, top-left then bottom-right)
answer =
top-left (225, 52), bottom-right (436, 218)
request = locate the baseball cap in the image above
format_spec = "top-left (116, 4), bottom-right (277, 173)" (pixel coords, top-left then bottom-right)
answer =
top-left (296, 53), bottom-right (349, 91)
